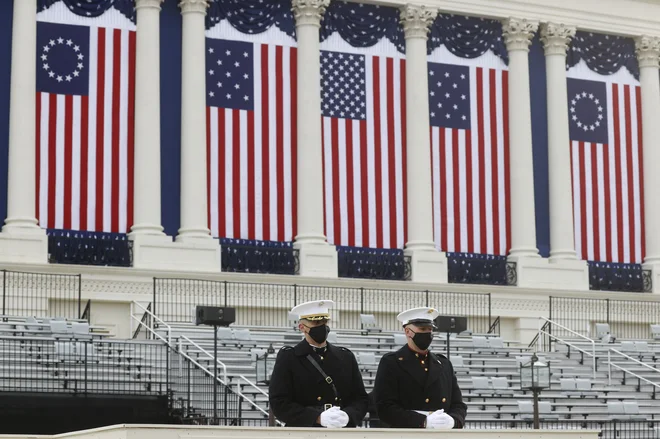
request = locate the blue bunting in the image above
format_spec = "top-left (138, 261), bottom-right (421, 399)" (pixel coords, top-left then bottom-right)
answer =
top-left (429, 14), bottom-right (508, 64)
top-left (206, 0), bottom-right (296, 37)
top-left (567, 31), bottom-right (639, 79)
top-left (38, 0), bottom-right (135, 22)
top-left (321, 1), bottom-right (406, 53)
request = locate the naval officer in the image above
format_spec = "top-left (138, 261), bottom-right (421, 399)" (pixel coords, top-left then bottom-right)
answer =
top-left (373, 307), bottom-right (467, 429)
top-left (268, 300), bottom-right (368, 428)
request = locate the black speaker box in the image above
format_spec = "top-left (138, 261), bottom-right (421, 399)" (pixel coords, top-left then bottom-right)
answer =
top-left (434, 315), bottom-right (468, 334)
top-left (195, 306), bottom-right (236, 327)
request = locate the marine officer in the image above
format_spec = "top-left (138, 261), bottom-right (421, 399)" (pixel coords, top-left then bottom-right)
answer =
top-left (268, 300), bottom-right (368, 428)
top-left (373, 307), bottom-right (467, 429)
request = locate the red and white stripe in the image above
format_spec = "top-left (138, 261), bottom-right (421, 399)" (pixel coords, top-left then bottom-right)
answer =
top-left (206, 43), bottom-right (297, 242)
top-left (431, 66), bottom-right (510, 255)
top-left (322, 55), bottom-right (407, 249)
top-left (36, 25), bottom-right (135, 233)
top-left (571, 83), bottom-right (645, 263)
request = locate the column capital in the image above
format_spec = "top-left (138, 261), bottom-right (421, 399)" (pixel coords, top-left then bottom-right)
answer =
top-left (292, 0), bottom-right (330, 28)
top-left (400, 4), bottom-right (437, 40)
top-left (540, 22), bottom-right (576, 56)
top-left (136, 0), bottom-right (163, 11)
top-left (635, 35), bottom-right (660, 68)
top-left (502, 18), bottom-right (538, 52)
top-left (178, 0), bottom-right (208, 15)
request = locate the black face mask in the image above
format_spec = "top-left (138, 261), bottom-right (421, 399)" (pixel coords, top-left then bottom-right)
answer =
top-left (410, 330), bottom-right (433, 351)
top-left (306, 324), bottom-right (330, 344)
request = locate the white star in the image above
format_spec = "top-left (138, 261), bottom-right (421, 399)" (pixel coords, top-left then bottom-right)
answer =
top-left (446, 113), bottom-right (451, 119)
top-left (43, 46), bottom-right (50, 52)
top-left (575, 93), bottom-right (581, 100)
top-left (217, 60), bottom-right (222, 65)
top-left (431, 112), bottom-right (435, 117)
top-left (48, 71), bottom-right (55, 78)
top-left (461, 95), bottom-right (466, 100)
top-left (577, 121), bottom-right (582, 128)
top-left (430, 70), bottom-right (434, 76)
top-left (234, 62), bottom-right (240, 67)
top-left (244, 52), bottom-right (249, 58)
top-left (208, 69), bottom-right (214, 75)
top-left (462, 115), bottom-right (467, 120)
top-left (430, 91), bottom-right (435, 97)
top-left (49, 40), bottom-right (56, 46)
top-left (243, 74), bottom-right (249, 79)
top-left (65, 75), bottom-right (72, 82)
top-left (41, 54), bottom-right (47, 61)
top-left (217, 82), bottom-right (222, 88)
top-left (594, 99), bottom-right (600, 104)
top-left (460, 74), bottom-right (466, 80)
top-left (572, 115), bottom-right (577, 121)
top-left (56, 75), bottom-right (63, 82)
top-left (57, 37), bottom-right (64, 44)
top-left (43, 63), bottom-right (49, 70)
top-left (453, 83), bottom-right (457, 89)
top-left (208, 48), bottom-right (214, 54)
top-left (582, 91), bottom-right (587, 97)
top-left (598, 106), bottom-right (603, 112)
top-left (571, 99), bottom-right (576, 105)
top-left (77, 63), bottom-right (83, 70)
top-left (445, 93), bottom-right (450, 98)
top-left (453, 104), bottom-right (458, 110)
top-left (209, 91), bottom-right (214, 97)
top-left (73, 45), bottom-right (80, 52)
top-left (77, 54), bottom-right (84, 60)
top-left (445, 72), bottom-right (450, 78)
top-left (226, 72), bottom-right (231, 77)
top-left (225, 50), bottom-right (231, 56)
top-left (244, 95), bottom-right (249, 101)
top-left (73, 71), bottom-right (79, 77)
top-left (570, 107), bottom-right (575, 113)
top-left (234, 84), bottom-right (240, 90)
top-left (66, 39), bottom-right (73, 46)
top-left (226, 93), bottom-right (231, 99)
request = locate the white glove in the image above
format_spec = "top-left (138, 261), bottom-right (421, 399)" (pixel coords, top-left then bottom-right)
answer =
top-left (319, 406), bottom-right (350, 428)
top-left (425, 410), bottom-right (455, 430)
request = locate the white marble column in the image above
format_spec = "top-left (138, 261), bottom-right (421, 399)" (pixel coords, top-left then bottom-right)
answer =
top-left (400, 4), bottom-right (447, 283)
top-left (176, 0), bottom-right (212, 242)
top-left (292, 0), bottom-right (337, 278)
top-left (636, 36), bottom-right (660, 292)
top-left (3, 0), bottom-right (41, 235)
top-left (0, 0), bottom-right (47, 263)
top-left (502, 18), bottom-right (540, 260)
top-left (131, 0), bottom-right (165, 237)
top-left (540, 23), bottom-right (578, 260)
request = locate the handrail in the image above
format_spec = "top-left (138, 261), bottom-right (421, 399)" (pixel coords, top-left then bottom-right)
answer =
top-left (178, 334), bottom-right (228, 385)
top-left (608, 363), bottom-right (660, 390)
top-left (540, 317), bottom-right (595, 344)
top-left (608, 348), bottom-right (660, 387)
top-left (538, 318), bottom-right (596, 379)
top-left (234, 375), bottom-right (282, 424)
top-left (132, 302), bottom-right (152, 340)
top-left (132, 301), bottom-right (171, 345)
top-left (238, 374), bottom-right (270, 398)
top-left (487, 316), bottom-right (500, 335)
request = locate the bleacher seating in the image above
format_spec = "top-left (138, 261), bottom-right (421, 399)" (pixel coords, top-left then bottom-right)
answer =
top-left (153, 320), bottom-right (660, 429)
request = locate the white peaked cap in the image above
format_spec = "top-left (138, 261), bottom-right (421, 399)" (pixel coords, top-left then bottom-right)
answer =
top-left (290, 300), bottom-right (335, 321)
top-left (397, 307), bottom-right (440, 327)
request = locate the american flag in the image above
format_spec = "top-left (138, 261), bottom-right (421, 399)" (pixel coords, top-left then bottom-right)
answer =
top-left (429, 61), bottom-right (510, 255)
top-left (567, 77), bottom-right (645, 263)
top-left (36, 20), bottom-right (135, 233)
top-left (206, 37), bottom-right (297, 242)
top-left (321, 50), bottom-right (407, 249)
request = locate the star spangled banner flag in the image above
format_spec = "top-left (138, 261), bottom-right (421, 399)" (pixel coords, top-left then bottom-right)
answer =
top-left (205, 36), bottom-right (297, 242)
top-left (36, 20), bottom-right (135, 233)
top-left (568, 77), bottom-right (645, 264)
top-left (321, 50), bottom-right (407, 249)
top-left (429, 61), bottom-right (510, 255)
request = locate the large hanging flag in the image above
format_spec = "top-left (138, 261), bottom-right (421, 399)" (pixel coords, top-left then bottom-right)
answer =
top-left (567, 32), bottom-right (645, 264)
top-left (36, 4), bottom-right (135, 233)
top-left (205, 1), bottom-right (297, 242)
top-left (428, 15), bottom-right (510, 256)
top-left (320, 2), bottom-right (407, 250)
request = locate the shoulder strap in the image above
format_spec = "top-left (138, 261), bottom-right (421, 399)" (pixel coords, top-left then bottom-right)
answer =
top-left (306, 354), bottom-right (341, 401)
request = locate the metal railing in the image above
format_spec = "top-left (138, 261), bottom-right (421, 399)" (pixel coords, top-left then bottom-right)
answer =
top-left (153, 278), bottom-right (493, 333)
top-left (47, 229), bottom-right (132, 267)
top-left (607, 348), bottom-right (660, 392)
top-left (549, 296), bottom-right (660, 340)
top-left (1, 270), bottom-right (81, 320)
top-left (535, 317), bottom-right (596, 378)
top-left (130, 305), bottom-right (262, 425)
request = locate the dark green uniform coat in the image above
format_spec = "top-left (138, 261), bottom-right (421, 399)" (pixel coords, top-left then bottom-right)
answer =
top-left (268, 340), bottom-right (368, 427)
top-left (373, 345), bottom-right (467, 428)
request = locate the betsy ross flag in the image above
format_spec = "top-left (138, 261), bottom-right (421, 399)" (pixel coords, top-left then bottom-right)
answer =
top-left (568, 77), bottom-right (645, 264)
top-left (36, 21), bottom-right (135, 233)
top-left (206, 37), bottom-right (297, 242)
top-left (321, 50), bottom-right (407, 249)
top-left (429, 62), bottom-right (510, 255)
